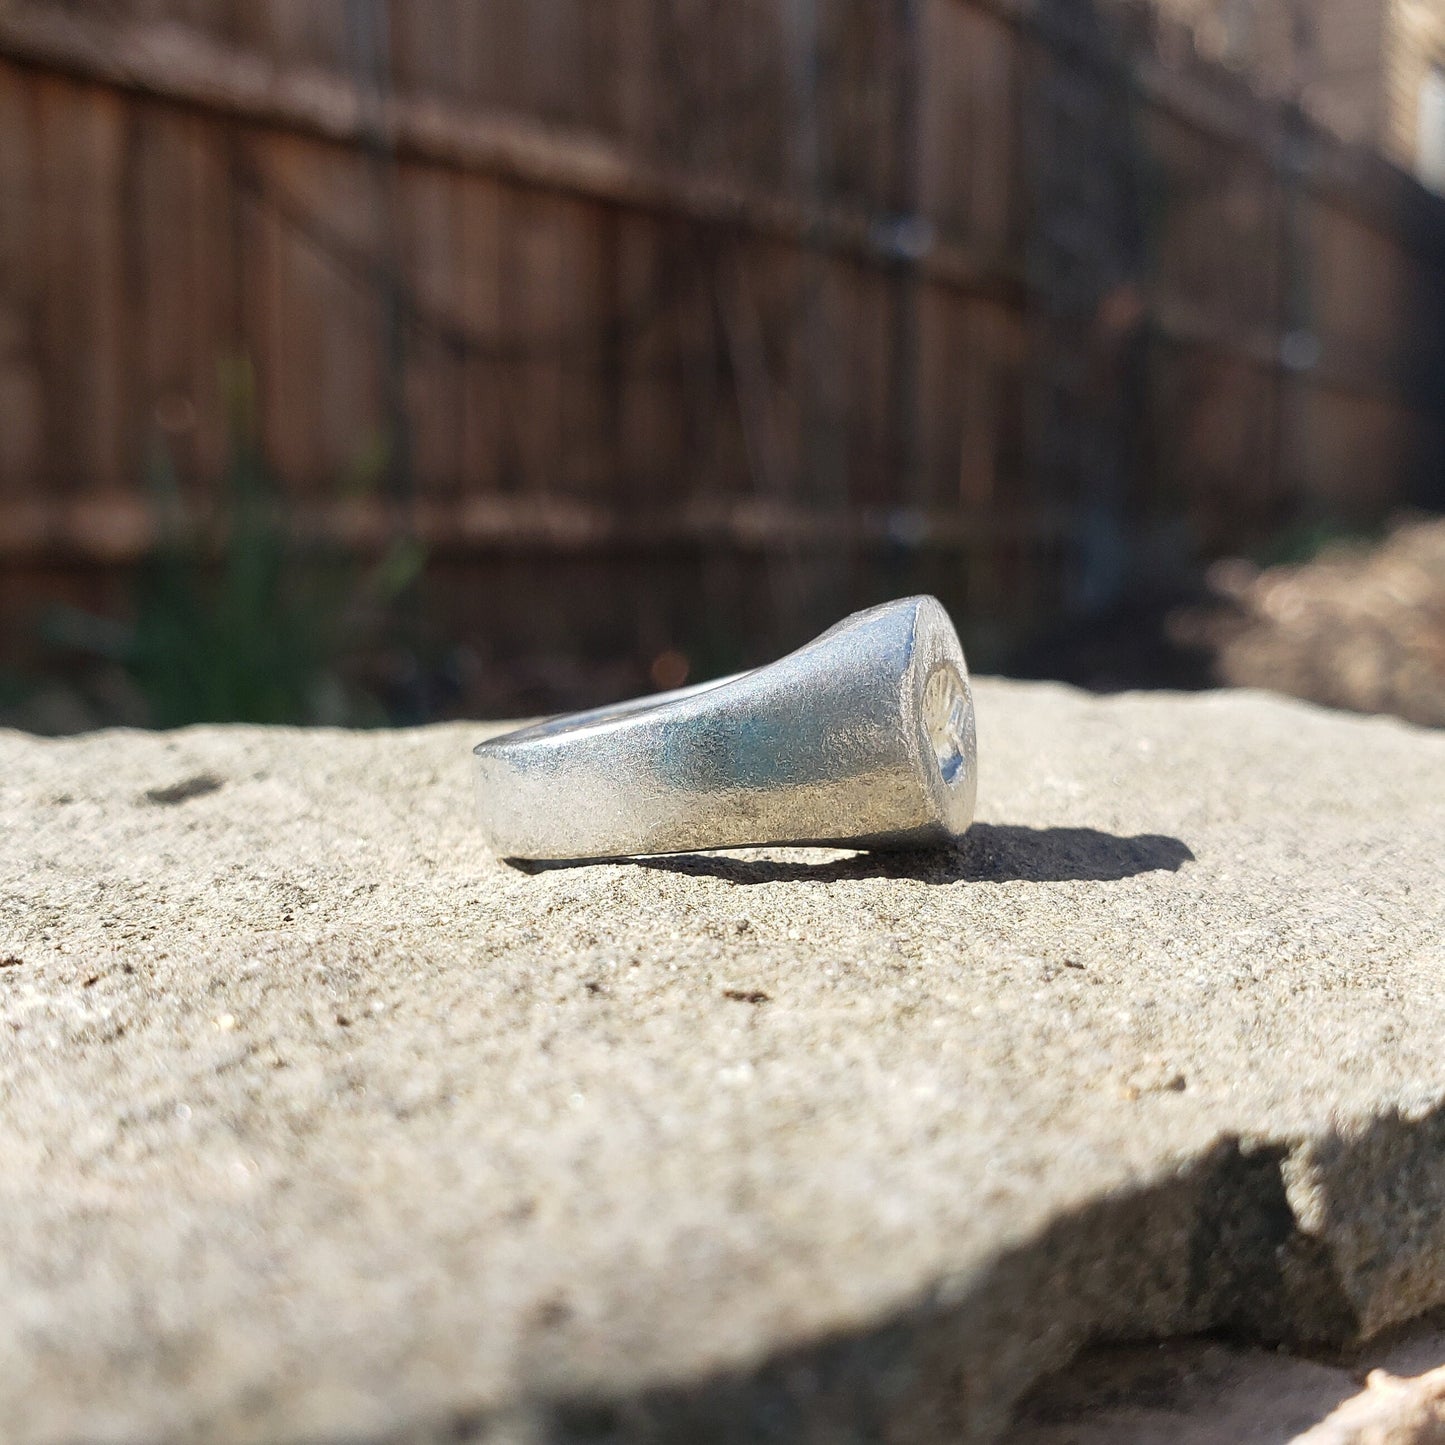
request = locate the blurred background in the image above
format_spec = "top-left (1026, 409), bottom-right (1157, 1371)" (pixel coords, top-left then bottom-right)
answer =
top-left (0, 0), bottom-right (1443, 733)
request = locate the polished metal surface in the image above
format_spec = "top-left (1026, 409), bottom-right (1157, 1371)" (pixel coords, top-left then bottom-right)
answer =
top-left (472, 595), bottom-right (978, 861)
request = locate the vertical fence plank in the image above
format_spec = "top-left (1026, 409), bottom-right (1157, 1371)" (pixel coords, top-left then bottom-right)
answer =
top-left (33, 76), bottom-right (128, 497)
top-left (0, 64), bottom-right (43, 502)
top-left (456, 172), bottom-right (504, 503)
top-left (398, 160), bottom-right (464, 497)
top-left (180, 111), bottom-right (240, 489)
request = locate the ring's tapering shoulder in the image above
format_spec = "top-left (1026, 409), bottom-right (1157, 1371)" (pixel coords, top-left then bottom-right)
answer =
top-left (472, 595), bottom-right (977, 862)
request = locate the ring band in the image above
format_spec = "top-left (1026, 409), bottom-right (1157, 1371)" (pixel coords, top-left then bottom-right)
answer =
top-left (473, 595), bottom-right (978, 862)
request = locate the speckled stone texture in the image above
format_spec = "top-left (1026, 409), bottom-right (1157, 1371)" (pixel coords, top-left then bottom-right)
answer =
top-left (2, 681), bottom-right (1444, 1445)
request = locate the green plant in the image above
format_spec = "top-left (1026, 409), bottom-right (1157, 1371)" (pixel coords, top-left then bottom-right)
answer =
top-left (1253, 516), bottom-right (1387, 571)
top-left (47, 360), bottom-right (424, 728)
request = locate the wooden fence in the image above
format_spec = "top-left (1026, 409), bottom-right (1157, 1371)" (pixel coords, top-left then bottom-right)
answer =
top-left (1, 0), bottom-right (1442, 700)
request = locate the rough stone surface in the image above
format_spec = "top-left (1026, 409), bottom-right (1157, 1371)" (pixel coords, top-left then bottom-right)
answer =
top-left (2, 680), bottom-right (1445, 1445)
top-left (1007, 1326), bottom-right (1445, 1444)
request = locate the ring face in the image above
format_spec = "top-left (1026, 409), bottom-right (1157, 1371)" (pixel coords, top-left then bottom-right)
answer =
top-left (473, 595), bottom-right (978, 862)
top-left (923, 662), bottom-right (972, 789)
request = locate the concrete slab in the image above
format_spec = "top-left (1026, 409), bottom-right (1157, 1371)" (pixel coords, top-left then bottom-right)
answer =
top-left (2, 680), bottom-right (1444, 1444)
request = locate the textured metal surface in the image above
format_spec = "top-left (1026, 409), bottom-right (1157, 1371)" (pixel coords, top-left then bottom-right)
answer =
top-left (472, 595), bottom-right (978, 861)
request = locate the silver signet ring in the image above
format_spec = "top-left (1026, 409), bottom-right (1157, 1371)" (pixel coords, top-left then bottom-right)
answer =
top-left (473, 595), bottom-right (977, 862)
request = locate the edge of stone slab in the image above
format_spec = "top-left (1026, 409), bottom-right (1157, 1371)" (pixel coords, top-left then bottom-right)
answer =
top-left (331, 1103), bottom-right (1445, 1445)
top-left (6, 675), bottom-right (1445, 753)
